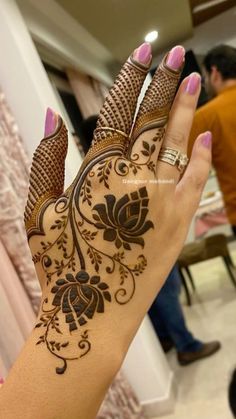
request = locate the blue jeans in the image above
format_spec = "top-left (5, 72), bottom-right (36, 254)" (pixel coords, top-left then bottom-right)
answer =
top-left (148, 264), bottom-right (203, 353)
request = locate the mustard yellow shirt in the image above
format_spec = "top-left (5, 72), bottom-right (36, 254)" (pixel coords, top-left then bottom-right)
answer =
top-left (189, 85), bottom-right (236, 225)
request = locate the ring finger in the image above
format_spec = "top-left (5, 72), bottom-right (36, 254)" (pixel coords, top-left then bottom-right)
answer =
top-left (156, 72), bottom-right (201, 188)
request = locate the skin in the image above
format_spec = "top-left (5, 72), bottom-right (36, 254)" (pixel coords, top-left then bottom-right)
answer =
top-left (0, 44), bottom-right (211, 419)
top-left (203, 65), bottom-right (236, 97)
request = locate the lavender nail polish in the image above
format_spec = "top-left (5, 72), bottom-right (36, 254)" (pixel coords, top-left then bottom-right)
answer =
top-left (44, 107), bottom-right (57, 137)
top-left (185, 73), bottom-right (201, 95)
top-left (201, 131), bottom-right (212, 148)
top-left (166, 45), bottom-right (185, 70)
top-left (133, 43), bottom-right (152, 65)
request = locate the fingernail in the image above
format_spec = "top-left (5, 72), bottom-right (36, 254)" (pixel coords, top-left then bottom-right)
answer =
top-left (166, 45), bottom-right (185, 70)
top-left (185, 73), bottom-right (201, 95)
top-left (133, 43), bottom-right (152, 65)
top-left (0, 377), bottom-right (4, 384)
top-left (44, 107), bottom-right (57, 137)
top-left (201, 131), bottom-right (212, 148)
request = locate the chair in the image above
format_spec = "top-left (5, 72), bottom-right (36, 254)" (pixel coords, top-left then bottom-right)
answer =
top-left (178, 234), bottom-right (236, 306)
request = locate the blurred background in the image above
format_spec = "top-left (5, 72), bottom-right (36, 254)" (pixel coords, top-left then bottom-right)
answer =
top-left (0, 1), bottom-right (236, 418)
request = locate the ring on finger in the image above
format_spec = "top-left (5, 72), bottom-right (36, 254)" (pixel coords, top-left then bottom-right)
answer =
top-left (158, 147), bottom-right (189, 173)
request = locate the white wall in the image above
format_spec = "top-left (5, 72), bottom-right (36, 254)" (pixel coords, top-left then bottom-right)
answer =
top-left (16, 0), bottom-right (113, 85)
top-left (123, 317), bottom-right (176, 417)
top-left (0, 0), bottom-right (82, 186)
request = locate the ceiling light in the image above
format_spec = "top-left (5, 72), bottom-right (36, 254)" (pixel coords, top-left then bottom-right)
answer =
top-left (144, 30), bottom-right (158, 43)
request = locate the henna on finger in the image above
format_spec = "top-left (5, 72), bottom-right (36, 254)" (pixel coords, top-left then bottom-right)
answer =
top-left (24, 117), bottom-right (68, 239)
top-left (81, 45), bottom-right (151, 169)
top-left (127, 46), bottom-right (184, 170)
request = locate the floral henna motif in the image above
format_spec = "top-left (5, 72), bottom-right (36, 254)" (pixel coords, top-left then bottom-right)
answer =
top-left (32, 177), bottom-right (153, 374)
top-left (35, 270), bottom-right (111, 374)
top-left (51, 271), bottom-right (112, 330)
top-left (92, 187), bottom-right (154, 250)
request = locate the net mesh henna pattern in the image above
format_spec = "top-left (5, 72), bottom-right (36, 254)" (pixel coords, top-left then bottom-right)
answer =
top-left (24, 122), bottom-right (68, 224)
top-left (132, 59), bottom-right (181, 139)
top-left (92, 60), bottom-right (148, 145)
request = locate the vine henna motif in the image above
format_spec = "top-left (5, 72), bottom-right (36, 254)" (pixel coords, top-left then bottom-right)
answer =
top-left (31, 166), bottom-right (153, 373)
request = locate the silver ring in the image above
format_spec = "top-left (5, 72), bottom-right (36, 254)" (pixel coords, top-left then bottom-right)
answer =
top-left (158, 147), bottom-right (189, 173)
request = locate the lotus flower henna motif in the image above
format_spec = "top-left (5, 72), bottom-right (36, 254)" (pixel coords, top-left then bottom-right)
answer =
top-left (51, 271), bottom-right (111, 332)
top-left (92, 187), bottom-right (154, 250)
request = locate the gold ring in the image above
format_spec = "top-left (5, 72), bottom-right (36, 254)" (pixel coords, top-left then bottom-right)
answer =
top-left (158, 147), bottom-right (189, 173)
top-left (95, 127), bottom-right (129, 138)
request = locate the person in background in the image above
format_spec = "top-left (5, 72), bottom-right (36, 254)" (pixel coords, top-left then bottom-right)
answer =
top-left (188, 45), bottom-right (236, 235)
top-left (148, 264), bottom-right (220, 365)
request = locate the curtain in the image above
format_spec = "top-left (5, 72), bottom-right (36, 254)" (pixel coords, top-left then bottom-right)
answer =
top-left (0, 89), bottom-right (41, 312)
top-left (98, 372), bottom-right (145, 419)
top-left (0, 235), bottom-right (36, 373)
top-left (0, 239), bottom-right (35, 338)
top-left (66, 68), bottom-right (109, 119)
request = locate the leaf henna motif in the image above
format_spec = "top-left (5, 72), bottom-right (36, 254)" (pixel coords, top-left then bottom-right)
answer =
top-left (97, 158), bottom-right (113, 189)
top-left (80, 178), bottom-right (92, 206)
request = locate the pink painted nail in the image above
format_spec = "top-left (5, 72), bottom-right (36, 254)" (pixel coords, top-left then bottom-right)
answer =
top-left (0, 377), bottom-right (4, 384)
top-left (185, 73), bottom-right (201, 95)
top-left (44, 107), bottom-right (57, 137)
top-left (133, 43), bottom-right (152, 65)
top-left (166, 45), bottom-right (185, 70)
top-left (201, 131), bottom-right (212, 148)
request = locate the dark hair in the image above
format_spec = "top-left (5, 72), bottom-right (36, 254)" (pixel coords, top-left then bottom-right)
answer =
top-left (203, 45), bottom-right (236, 80)
top-left (229, 368), bottom-right (236, 417)
top-left (79, 115), bottom-right (98, 153)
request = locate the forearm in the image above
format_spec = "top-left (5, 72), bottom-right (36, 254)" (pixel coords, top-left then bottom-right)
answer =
top-left (0, 308), bottom-right (122, 419)
top-left (0, 248), bottom-right (178, 419)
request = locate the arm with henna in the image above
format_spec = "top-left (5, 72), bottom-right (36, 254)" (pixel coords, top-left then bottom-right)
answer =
top-left (0, 43), bottom-right (211, 419)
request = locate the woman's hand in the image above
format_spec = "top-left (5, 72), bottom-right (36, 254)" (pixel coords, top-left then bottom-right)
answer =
top-left (24, 43), bottom-right (211, 377)
top-left (0, 42), bottom-right (212, 419)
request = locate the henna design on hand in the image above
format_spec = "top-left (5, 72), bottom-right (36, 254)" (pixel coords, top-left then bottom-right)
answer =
top-left (29, 170), bottom-right (152, 373)
top-left (25, 46), bottom-right (183, 374)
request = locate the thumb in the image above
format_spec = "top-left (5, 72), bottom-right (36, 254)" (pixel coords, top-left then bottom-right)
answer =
top-left (24, 108), bottom-right (68, 236)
